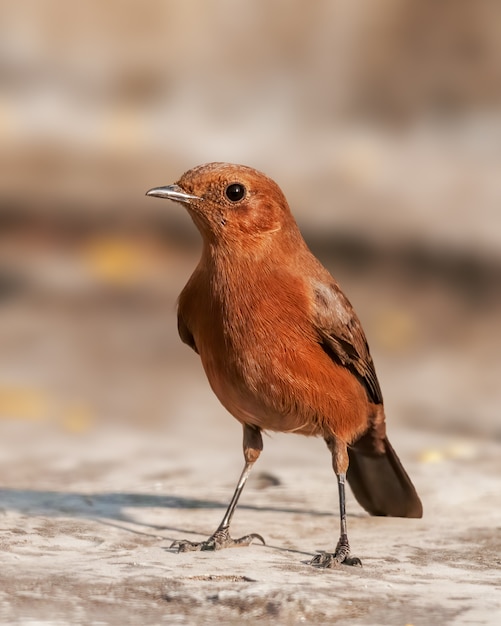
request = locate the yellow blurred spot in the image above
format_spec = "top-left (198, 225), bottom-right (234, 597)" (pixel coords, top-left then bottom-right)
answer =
top-left (419, 449), bottom-right (445, 464)
top-left (372, 308), bottom-right (417, 351)
top-left (61, 404), bottom-right (94, 434)
top-left (82, 236), bottom-right (150, 285)
top-left (445, 441), bottom-right (477, 460)
top-left (0, 386), bottom-right (50, 420)
top-left (419, 441), bottom-right (478, 464)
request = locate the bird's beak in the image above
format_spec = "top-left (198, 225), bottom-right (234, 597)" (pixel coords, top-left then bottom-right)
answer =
top-left (145, 184), bottom-right (201, 204)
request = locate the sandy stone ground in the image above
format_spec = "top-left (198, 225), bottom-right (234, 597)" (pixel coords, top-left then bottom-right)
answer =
top-left (1, 419), bottom-right (500, 625)
top-left (0, 246), bottom-right (500, 625)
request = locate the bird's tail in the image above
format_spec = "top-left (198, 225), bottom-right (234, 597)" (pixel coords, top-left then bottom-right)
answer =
top-left (347, 432), bottom-right (423, 518)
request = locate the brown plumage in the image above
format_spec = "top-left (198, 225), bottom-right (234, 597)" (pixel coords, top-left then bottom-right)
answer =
top-left (146, 162), bottom-right (422, 568)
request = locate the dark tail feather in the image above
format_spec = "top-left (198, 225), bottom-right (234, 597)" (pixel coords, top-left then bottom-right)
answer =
top-left (347, 436), bottom-right (423, 518)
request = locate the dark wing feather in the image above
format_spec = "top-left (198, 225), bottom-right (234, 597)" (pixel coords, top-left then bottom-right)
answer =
top-left (311, 278), bottom-right (422, 517)
top-left (312, 280), bottom-right (383, 405)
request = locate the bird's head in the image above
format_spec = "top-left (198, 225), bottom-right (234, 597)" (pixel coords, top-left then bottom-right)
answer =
top-left (146, 162), bottom-right (298, 250)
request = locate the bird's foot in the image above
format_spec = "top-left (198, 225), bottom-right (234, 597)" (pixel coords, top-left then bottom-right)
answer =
top-left (309, 535), bottom-right (362, 568)
top-left (170, 527), bottom-right (265, 552)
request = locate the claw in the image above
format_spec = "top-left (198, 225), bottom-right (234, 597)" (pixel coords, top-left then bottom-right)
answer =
top-left (170, 528), bottom-right (265, 552)
top-left (309, 536), bottom-right (362, 568)
top-left (169, 539), bottom-right (207, 552)
top-left (309, 551), bottom-right (362, 568)
top-left (232, 532), bottom-right (266, 547)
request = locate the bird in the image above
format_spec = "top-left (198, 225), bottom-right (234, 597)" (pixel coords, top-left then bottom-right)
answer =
top-left (146, 162), bottom-right (422, 568)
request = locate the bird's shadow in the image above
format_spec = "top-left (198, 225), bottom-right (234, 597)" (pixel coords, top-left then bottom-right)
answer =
top-left (0, 488), bottom-right (365, 545)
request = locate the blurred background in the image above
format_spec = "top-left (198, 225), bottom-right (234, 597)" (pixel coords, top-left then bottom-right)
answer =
top-left (1, 0), bottom-right (500, 453)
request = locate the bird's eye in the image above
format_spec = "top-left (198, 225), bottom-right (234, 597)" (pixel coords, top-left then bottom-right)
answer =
top-left (225, 183), bottom-right (246, 202)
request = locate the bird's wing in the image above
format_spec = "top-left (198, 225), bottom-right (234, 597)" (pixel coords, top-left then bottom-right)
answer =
top-left (312, 280), bottom-right (383, 405)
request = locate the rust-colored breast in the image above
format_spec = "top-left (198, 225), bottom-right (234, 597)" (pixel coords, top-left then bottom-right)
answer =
top-left (178, 261), bottom-right (370, 444)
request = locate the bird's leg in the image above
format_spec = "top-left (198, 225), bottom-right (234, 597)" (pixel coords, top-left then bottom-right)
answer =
top-left (171, 425), bottom-right (265, 552)
top-left (309, 436), bottom-right (362, 568)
